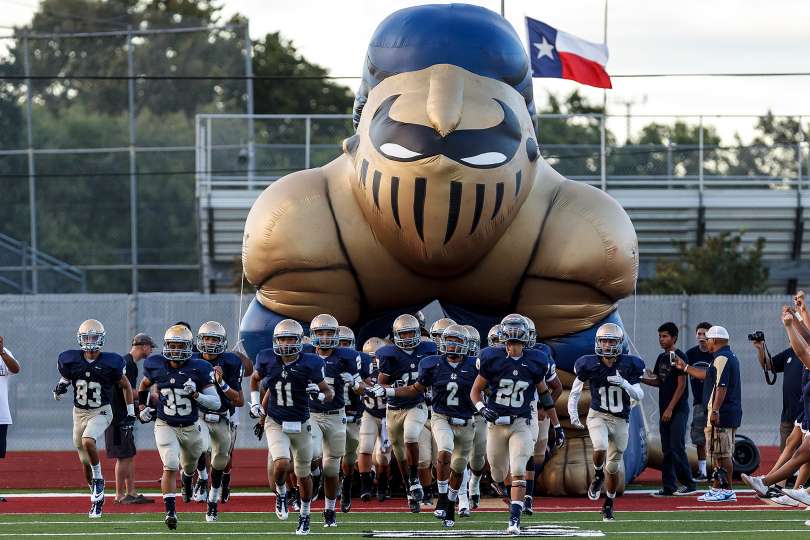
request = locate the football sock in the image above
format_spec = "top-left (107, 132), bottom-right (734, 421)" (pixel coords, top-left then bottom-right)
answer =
top-left (325, 497), bottom-right (336, 511)
top-left (698, 460), bottom-right (707, 476)
top-left (211, 469), bottom-right (224, 489)
top-left (276, 484), bottom-right (287, 498)
top-left (437, 480), bottom-right (449, 494)
top-left (163, 494), bottom-right (176, 514)
top-left (448, 487), bottom-right (458, 502)
top-left (408, 465), bottom-right (418, 484)
top-left (222, 472), bottom-right (231, 490)
top-left (91, 463), bottom-right (103, 480)
top-left (301, 499), bottom-right (311, 516)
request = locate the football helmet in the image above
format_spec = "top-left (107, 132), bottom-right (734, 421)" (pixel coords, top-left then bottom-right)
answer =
top-left (274, 319), bottom-right (305, 356)
top-left (338, 326), bottom-right (356, 349)
top-left (463, 325), bottom-right (481, 356)
top-left (163, 324), bottom-right (194, 362)
top-left (441, 324), bottom-right (470, 356)
top-left (392, 314), bottom-right (421, 350)
top-left (523, 317), bottom-right (537, 348)
top-left (310, 314), bottom-right (340, 349)
top-left (595, 323), bottom-right (624, 357)
top-left (499, 313), bottom-right (529, 344)
top-left (487, 325), bottom-right (501, 347)
top-left (196, 321), bottom-right (227, 355)
top-left (429, 317), bottom-right (457, 349)
top-left (77, 319), bottom-right (106, 352)
top-left (363, 336), bottom-right (387, 370)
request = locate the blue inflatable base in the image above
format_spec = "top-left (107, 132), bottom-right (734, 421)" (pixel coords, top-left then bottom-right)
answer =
top-left (239, 298), bottom-right (646, 483)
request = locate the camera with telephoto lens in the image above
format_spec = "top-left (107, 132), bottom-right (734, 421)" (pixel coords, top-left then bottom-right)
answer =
top-left (747, 331), bottom-right (765, 342)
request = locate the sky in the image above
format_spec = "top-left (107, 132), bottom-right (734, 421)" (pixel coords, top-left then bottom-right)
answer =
top-left (3, 0), bottom-right (810, 142)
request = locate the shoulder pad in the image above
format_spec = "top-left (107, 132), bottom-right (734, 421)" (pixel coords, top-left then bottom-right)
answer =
top-left (59, 350), bottom-right (81, 364)
top-left (417, 341), bottom-right (438, 354)
top-left (376, 344), bottom-right (398, 357)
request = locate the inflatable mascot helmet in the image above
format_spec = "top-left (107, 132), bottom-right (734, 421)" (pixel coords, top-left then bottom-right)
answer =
top-left (347, 4), bottom-right (539, 276)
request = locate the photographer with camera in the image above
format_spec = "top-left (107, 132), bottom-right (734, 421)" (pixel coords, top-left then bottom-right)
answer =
top-left (642, 323), bottom-right (695, 496)
top-left (751, 292), bottom-right (806, 451)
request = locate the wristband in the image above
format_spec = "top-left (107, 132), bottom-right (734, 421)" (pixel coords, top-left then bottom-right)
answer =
top-left (126, 403), bottom-right (135, 416)
top-left (553, 423), bottom-right (561, 429)
top-left (385, 387), bottom-right (396, 398)
top-left (539, 390), bottom-right (555, 410)
top-left (138, 390), bottom-right (149, 407)
top-left (475, 401), bottom-right (485, 412)
top-left (250, 390), bottom-right (260, 405)
top-left (218, 379), bottom-right (230, 392)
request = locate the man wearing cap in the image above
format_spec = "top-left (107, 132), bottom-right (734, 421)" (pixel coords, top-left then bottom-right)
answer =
top-left (105, 333), bottom-right (156, 504)
top-left (673, 325), bottom-right (742, 502)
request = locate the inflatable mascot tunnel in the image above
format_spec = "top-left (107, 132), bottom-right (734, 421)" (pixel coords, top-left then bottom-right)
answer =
top-left (240, 3), bottom-right (644, 494)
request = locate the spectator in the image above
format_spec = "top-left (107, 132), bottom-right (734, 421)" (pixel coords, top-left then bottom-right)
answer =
top-left (0, 336), bottom-right (20, 503)
top-left (685, 322), bottom-right (713, 480)
top-left (643, 322), bottom-right (695, 496)
top-left (674, 325), bottom-right (742, 502)
top-left (105, 333), bottom-right (155, 504)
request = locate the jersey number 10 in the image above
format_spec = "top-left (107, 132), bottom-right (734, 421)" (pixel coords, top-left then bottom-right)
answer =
top-left (598, 386), bottom-right (624, 414)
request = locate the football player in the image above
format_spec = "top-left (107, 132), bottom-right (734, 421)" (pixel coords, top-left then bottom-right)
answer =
top-left (221, 343), bottom-right (254, 503)
top-left (306, 314), bottom-right (363, 526)
top-left (377, 314), bottom-right (438, 512)
top-left (358, 337), bottom-right (393, 502)
top-left (487, 325), bottom-right (501, 347)
top-left (337, 326), bottom-right (372, 513)
top-left (194, 321), bottom-right (244, 522)
top-left (523, 317), bottom-right (564, 515)
top-left (370, 324), bottom-right (477, 527)
top-left (470, 314), bottom-right (562, 534)
top-left (137, 324), bottom-right (221, 530)
top-left (429, 318), bottom-right (456, 349)
top-left (252, 319), bottom-right (334, 535)
top-left (567, 323), bottom-right (645, 522)
top-left (53, 319), bottom-right (135, 518)
top-left (460, 324), bottom-right (487, 515)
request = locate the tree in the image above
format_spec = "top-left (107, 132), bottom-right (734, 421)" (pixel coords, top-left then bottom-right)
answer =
top-left (639, 232), bottom-right (769, 294)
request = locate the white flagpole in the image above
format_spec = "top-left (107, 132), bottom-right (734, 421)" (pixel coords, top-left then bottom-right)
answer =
top-left (600, 0), bottom-right (608, 191)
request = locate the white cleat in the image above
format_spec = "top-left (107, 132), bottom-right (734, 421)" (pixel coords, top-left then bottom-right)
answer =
top-left (741, 474), bottom-right (768, 497)
top-left (784, 489), bottom-right (810, 506)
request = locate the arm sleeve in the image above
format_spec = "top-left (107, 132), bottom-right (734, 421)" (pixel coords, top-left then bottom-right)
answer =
top-left (195, 384), bottom-right (221, 410)
top-left (568, 378), bottom-right (584, 419)
top-left (57, 354), bottom-right (71, 379)
top-left (624, 383), bottom-right (644, 402)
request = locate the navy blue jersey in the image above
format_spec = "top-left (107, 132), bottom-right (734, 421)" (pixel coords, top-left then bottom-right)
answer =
top-left (362, 365), bottom-right (387, 419)
top-left (418, 355), bottom-right (478, 419)
top-left (704, 346), bottom-right (742, 428)
top-left (477, 347), bottom-right (551, 418)
top-left (143, 355), bottom-right (215, 426)
top-left (574, 354), bottom-right (645, 420)
top-left (378, 341), bottom-right (437, 408)
top-left (58, 350), bottom-right (125, 410)
top-left (309, 347), bottom-right (360, 413)
top-left (194, 352), bottom-right (243, 415)
top-left (346, 351), bottom-right (373, 416)
top-left (255, 349), bottom-right (325, 423)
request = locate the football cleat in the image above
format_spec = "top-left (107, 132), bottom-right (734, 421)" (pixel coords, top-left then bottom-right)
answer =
top-left (296, 514), bottom-right (311, 535)
top-left (275, 492), bottom-right (289, 520)
top-left (164, 512), bottom-right (178, 530)
top-left (90, 478), bottom-right (105, 503)
top-left (193, 478), bottom-right (208, 502)
top-left (340, 476), bottom-right (352, 513)
top-left (206, 501), bottom-right (218, 522)
top-left (323, 509), bottom-right (337, 527)
top-left (458, 506), bottom-right (471, 518)
top-left (523, 495), bottom-right (534, 515)
top-left (588, 470), bottom-right (605, 501)
top-left (783, 489), bottom-right (810, 506)
top-left (88, 499), bottom-right (103, 519)
top-left (507, 516), bottom-right (521, 535)
top-left (443, 499), bottom-right (456, 527)
top-left (601, 498), bottom-right (615, 522)
top-left (408, 495), bottom-right (421, 513)
top-left (470, 493), bottom-right (480, 510)
top-left (408, 480), bottom-right (424, 506)
top-left (181, 473), bottom-right (194, 503)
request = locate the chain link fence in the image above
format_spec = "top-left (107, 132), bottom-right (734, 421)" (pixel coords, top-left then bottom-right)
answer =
top-left (0, 293), bottom-right (797, 451)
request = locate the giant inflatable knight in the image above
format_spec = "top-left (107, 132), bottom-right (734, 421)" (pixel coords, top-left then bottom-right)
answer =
top-left (239, 4), bottom-right (645, 493)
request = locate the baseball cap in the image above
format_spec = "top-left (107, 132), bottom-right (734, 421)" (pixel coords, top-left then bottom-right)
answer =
top-left (706, 326), bottom-right (729, 340)
top-left (132, 333), bottom-right (156, 347)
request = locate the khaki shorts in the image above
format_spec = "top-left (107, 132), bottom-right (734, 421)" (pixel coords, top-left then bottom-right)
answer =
top-left (534, 416), bottom-right (551, 458)
top-left (419, 422), bottom-right (435, 469)
top-left (155, 418), bottom-right (204, 473)
top-left (201, 415), bottom-right (233, 470)
top-left (73, 406), bottom-right (113, 464)
top-left (310, 410), bottom-right (347, 463)
top-left (431, 413), bottom-right (474, 474)
top-left (586, 409), bottom-right (629, 473)
top-left (468, 414), bottom-right (487, 472)
top-left (386, 404), bottom-right (428, 463)
top-left (691, 403), bottom-right (707, 446)
top-left (358, 412), bottom-right (391, 464)
top-left (344, 418), bottom-right (361, 465)
top-left (705, 426), bottom-right (736, 460)
top-left (486, 417), bottom-right (534, 482)
top-left (265, 417), bottom-right (313, 479)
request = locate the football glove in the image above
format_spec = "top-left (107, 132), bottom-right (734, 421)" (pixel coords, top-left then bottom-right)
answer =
top-left (53, 379), bottom-right (70, 400)
top-left (183, 378), bottom-right (197, 395)
top-left (570, 417), bottom-right (585, 430)
top-left (253, 421), bottom-right (264, 440)
top-left (139, 406), bottom-right (155, 423)
top-left (249, 402), bottom-right (263, 419)
top-left (553, 425), bottom-right (566, 449)
top-left (306, 383), bottom-right (326, 402)
top-left (366, 384), bottom-right (386, 398)
top-left (480, 406), bottom-right (499, 423)
top-left (606, 374), bottom-right (628, 388)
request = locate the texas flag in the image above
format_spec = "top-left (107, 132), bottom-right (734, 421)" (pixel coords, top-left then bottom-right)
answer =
top-left (525, 17), bottom-right (612, 89)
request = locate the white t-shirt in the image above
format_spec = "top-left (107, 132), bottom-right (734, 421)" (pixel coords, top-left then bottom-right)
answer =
top-left (0, 347), bottom-right (17, 424)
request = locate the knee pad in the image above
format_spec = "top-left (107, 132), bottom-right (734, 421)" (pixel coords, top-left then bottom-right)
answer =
top-left (605, 454), bottom-right (623, 475)
top-left (322, 456), bottom-right (341, 477)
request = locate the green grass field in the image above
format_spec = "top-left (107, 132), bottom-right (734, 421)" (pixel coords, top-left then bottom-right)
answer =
top-left (0, 510), bottom-right (808, 539)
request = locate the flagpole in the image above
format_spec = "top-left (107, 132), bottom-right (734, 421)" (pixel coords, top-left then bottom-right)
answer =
top-left (501, 0), bottom-right (505, 17)
top-left (600, 0), bottom-right (608, 191)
